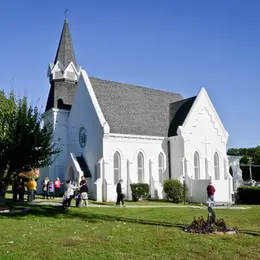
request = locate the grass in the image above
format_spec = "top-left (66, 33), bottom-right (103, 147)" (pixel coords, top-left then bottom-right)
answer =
top-left (0, 200), bottom-right (260, 260)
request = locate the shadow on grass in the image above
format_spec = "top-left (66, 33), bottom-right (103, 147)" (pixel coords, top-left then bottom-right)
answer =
top-left (1, 200), bottom-right (184, 230)
top-left (238, 230), bottom-right (260, 237)
top-left (3, 200), bottom-right (260, 236)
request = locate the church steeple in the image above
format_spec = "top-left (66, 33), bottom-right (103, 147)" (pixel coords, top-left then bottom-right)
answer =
top-left (54, 19), bottom-right (77, 68)
top-left (45, 19), bottom-right (81, 111)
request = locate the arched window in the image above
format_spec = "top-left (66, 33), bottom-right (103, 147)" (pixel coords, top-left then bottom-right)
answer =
top-left (137, 152), bottom-right (144, 183)
top-left (113, 152), bottom-right (121, 185)
top-left (214, 152), bottom-right (220, 180)
top-left (158, 153), bottom-right (164, 184)
top-left (194, 151), bottom-right (200, 179)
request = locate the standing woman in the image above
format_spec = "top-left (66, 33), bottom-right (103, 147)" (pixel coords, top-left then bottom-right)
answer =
top-left (79, 179), bottom-right (89, 208)
top-left (54, 178), bottom-right (61, 197)
top-left (41, 177), bottom-right (49, 199)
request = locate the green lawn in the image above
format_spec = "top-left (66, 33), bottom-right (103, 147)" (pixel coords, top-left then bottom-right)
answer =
top-left (0, 201), bottom-right (260, 260)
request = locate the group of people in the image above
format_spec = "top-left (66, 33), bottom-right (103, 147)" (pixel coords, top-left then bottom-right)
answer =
top-left (12, 177), bottom-right (38, 202)
top-left (13, 175), bottom-right (214, 207)
top-left (41, 177), bottom-right (62, 199)
top-left (62, 176), bottom-right (89, 208)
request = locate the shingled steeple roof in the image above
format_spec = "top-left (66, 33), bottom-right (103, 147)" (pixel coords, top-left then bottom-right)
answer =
top-left (54, 19), bottom-right (77, 68)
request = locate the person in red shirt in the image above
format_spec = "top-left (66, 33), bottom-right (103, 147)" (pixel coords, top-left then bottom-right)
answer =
top-left (206, 182), bottom-right (216, 202)
top-left (54, 178), bottom-right (61, 197)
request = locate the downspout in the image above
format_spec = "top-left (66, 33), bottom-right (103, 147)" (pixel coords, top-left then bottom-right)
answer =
top-left (167, 140), bottom-right (172, 179)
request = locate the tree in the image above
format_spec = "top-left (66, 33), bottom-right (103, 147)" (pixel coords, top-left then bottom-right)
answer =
top-left (0, 90), bottom-right (60, 204)
top-left (227, 147), bottom-right (260, 165)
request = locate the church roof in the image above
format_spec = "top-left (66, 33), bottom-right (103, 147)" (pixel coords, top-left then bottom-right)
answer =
top-left (168, 96), bottom-right (197, 137)
top-left (89, 77), bottom-right (183, 137)
top-left (54, 19), bottom-right (77, 68)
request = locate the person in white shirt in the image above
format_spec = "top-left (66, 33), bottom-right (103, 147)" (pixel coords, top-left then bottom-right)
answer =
top-left (62, 180), bottom-right (78, 208)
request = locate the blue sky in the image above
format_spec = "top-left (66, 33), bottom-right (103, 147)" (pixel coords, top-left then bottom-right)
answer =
top-left (0, 0), bottom-right (259, 148)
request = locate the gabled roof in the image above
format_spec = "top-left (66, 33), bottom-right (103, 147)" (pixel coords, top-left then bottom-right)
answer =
top-left (46, 76), bottom-right (184, 136)
top-left (89, 77), bottom-right (183, 137)
top-left (168, 96), bottom-right (197, 137)
top-left (76, 156), bottom-right (92, 178)
top-left (54, 19), bottom-right (77, 68)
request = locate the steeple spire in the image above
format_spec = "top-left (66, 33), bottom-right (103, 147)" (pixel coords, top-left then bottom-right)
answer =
top-left (46, 19), bottom-right (80, 112)
top-left (54, 19), bottom-right (77, 68)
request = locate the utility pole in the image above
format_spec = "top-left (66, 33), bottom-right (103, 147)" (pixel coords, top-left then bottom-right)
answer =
top-left (248, 157), bottom-right (253, 181)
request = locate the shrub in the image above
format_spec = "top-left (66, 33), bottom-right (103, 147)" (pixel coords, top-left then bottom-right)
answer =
top-left (237, 186), bottom-right (260, 204)
top-left (184, 216), bottom-right (236, 234)
top-left (130, 183), bottom-right (149, 201)
top-left (163, 179), bottom-right (187, 203)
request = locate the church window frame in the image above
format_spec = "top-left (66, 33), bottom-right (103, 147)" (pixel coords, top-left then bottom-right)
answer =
top-left (194, 151), bottom-right (200, 179)
top-left (214, 152), bottom-right (220, 180)
top-left (113, 152), bottom-right (121, 185)
top-left (158, 152), bottom-right (164, 184)
top-left (137, 152), bottom-right (144, 183)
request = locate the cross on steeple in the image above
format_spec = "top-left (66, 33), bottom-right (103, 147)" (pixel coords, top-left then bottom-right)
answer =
top-left (64, 9), bottom-right (68, 20)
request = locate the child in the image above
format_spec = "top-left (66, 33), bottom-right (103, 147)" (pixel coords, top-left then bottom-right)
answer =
top-left (74, 189), bottom-right (81, 207)
top-left (49, 181), bottom-right (55, 199)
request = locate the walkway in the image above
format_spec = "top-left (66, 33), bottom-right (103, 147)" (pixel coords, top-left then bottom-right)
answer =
top-left (33, 200), bottom-right (250, 210)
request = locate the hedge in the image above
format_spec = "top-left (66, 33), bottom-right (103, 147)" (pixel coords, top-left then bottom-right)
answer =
top-left (237, 186), bottom-right (260, 204)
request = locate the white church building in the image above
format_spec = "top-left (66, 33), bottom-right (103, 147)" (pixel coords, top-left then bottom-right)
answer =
top-left (40, 19), bottom-right (243, 204)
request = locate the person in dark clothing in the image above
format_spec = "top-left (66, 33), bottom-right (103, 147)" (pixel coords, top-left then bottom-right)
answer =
top-left (206, 182), bottom-right (216, 202)
top-left (80, 176), bottom-right (85, 186)
top-left (41, 177), bottom-right (49, 199)
top-left (12, 177), bottom-right (19, 201)
top-left (79, 180), bottom-right (89, 207)
top-left (116, 179), bottom-right (125, 207)
top-left (17, 178), bottom-right (25, 201)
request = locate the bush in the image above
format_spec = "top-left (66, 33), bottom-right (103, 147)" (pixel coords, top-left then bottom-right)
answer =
top-left (163, 179), bottom-right (187, 203)
top-left (237, 186), bottom-right (260, 204)
top-left (130, 183), bottom-right (149, 201)
top-left (184, 216), bottom-right (236, 234)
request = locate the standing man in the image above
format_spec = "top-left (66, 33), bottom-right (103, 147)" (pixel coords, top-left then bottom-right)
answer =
top-left (206, 181), bottom-right (216, 202)
top-left (80, 176), bottom-right (85, 185)
top-left (116, 179), bottom-right (125, 207)
top-left (54, 178), bottom-right (61, 197)
top-left (18, 177), bottom-right (25, 201)
top-left (12, 176), bottom-right (19, 201)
